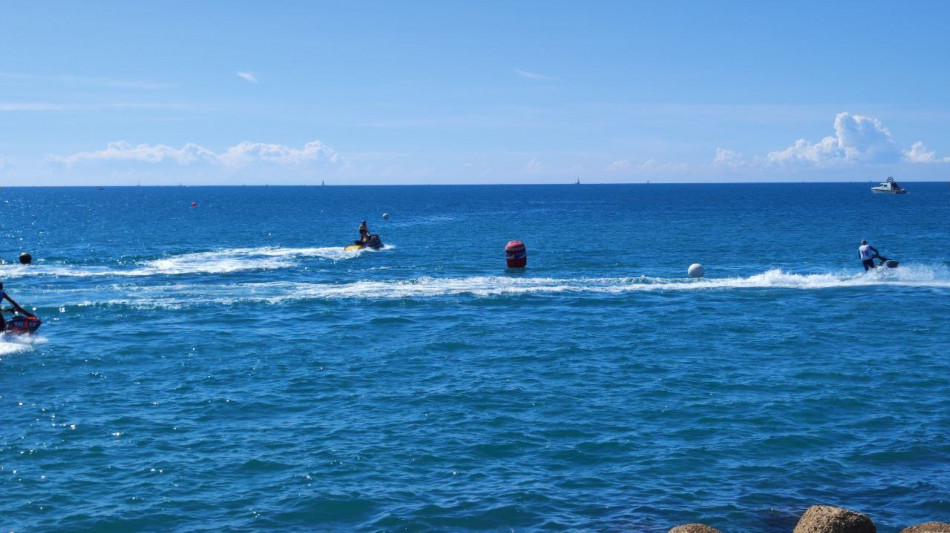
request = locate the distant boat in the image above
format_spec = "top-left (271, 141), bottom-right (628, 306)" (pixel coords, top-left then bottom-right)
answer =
top-left (871, 177), bottom-right (907, 194)
top-left (574, 177), bottom-right (580, 185)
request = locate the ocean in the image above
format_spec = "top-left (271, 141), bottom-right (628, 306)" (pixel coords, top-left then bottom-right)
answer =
top-left (2, 183), bottom-right (949, 532)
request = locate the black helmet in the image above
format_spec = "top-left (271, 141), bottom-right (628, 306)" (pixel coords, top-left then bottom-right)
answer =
top-left (861, 240), bottom-right (867, 245)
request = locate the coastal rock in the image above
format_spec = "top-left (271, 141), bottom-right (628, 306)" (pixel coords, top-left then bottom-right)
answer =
top-left (901, 523), bottom-right (950, 533)
top-left (793, 505), bottom-right (876, 533)
top-left (668, 524), bottom-right (722, 533)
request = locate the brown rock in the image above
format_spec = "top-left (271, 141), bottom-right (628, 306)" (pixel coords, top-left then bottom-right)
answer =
top-left (901, 523), bottom-right (950, 533)
top-left (793, 505), bottom-right (876, 533)
top-left (668, 524), bottom-right (723, 533)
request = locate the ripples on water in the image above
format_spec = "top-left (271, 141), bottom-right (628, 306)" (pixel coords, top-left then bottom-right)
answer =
top-left (1, 184), bottom-right (949, 532)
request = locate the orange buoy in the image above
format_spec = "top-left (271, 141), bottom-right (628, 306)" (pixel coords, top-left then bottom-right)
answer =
top-left (505, 240), bottom-right (527, 268)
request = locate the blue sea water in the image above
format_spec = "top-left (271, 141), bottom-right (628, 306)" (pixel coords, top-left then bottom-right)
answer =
top-left (1, 183), bottom-right (949, 532)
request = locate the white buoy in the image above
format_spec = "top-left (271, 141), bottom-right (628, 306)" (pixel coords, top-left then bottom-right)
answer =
top-left (688, 263), bottom-right (704, 278)
top-left (382, 213), bottom-right (390, 220)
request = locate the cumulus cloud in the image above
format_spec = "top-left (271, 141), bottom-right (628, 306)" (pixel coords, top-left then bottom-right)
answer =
top-left (50, 140), bottom-right (340, 168)
top-left (50, 142), bottom-right (216, 165)
top-left (715, 112), bottom-right (949, 169)
top-left (217, 141), bottom-right (339, 167)
top-left (904, 141), bottom-right (950, 163)
top-left (766, 112), bottom-right (901, 165)
top-left (712, 148), bottom-right (745, 167)
top-left (237, 71), bottom-right (258, 83)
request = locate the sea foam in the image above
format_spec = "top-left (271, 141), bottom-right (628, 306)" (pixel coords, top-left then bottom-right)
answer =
top-left (61, 265), bottom-right (950, 309)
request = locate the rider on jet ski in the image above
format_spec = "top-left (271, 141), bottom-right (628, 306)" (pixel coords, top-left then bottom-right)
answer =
top-left (356, 220), bottom-right (370, 245)
top-left (0, 282), bottom-right (36, 331)
top-left (858, 241), bottom-right (879, 271)
top-left (859, 240), bottom-right (897, 270)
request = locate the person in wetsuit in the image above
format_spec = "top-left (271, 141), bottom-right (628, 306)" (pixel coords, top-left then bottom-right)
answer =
top-left (0, 282), bottom-right (35, 331)
top-left (858, 240), bottom-right (880, 271)
top-left (355, 220), bottom-right (371, 245)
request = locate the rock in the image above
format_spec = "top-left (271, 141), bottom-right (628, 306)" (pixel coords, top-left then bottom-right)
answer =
top-left (901, 523), bottom-right (950, 533)
top-left (669, 524), bottom-right (723, 533)
top-left (793, 505), bottom-right (876, 533)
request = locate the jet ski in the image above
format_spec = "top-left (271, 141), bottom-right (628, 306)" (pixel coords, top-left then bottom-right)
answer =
top-left (3, 313), bottom-right (42, 335)
top-left (875, 256), bottom-right (899, 269)
top-left (344, 234), bottom-right (383, 251)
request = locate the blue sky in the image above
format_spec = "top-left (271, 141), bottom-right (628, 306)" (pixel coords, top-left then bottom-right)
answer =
top-left (2, 0), bottom-right (949, 185)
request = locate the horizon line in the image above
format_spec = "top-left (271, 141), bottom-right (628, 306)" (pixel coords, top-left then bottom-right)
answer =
top-left (1, 179), bottom-right (945, 189)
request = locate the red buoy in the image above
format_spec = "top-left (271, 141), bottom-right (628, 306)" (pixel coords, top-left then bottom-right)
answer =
top-left (191, 202), bottom-right (197, 207)
top-left (505, 240), bottom-right (527, 268)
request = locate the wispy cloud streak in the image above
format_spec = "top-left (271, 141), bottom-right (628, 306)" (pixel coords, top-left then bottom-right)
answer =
top-left (514, 68), bottom-right (554, 80)
top-left (0, 102), bottom-right (191, 112)
top-left (0, 72), bottom-right (175, 90)
top-left (50, 140), bottom-right (340, 168)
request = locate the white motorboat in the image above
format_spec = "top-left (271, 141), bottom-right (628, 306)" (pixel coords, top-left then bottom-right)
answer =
top-left (871, 177), bottom-right (907, 194)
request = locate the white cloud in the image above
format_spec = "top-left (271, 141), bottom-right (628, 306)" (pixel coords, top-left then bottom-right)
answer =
top-left (237, 71), bottom-right (258, 83)
top-left (524, 158), bottom-right (543, 174)
top-left (51, 141), bottom-right (216, 165)
top-left (50, 140), bottom-right (340, 168)
top-left (904, 141), bottom-right (950, 163)
top-left (514, 68), bottom-right (553, 80)
top-left (712, 148), bottom-right (745, 167)
top-left (604, 159), bottom-right (632, 172)
top-left (766, 112), bottom-right (901, 166)
top-left (217, 141), bottom-right (339, 167)
top-left (904, 141), bottom-right (936, 162)
top-left (714, 112), bottom-right (950, 169)
top-left (766, 137), bottom-right (840, 165)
